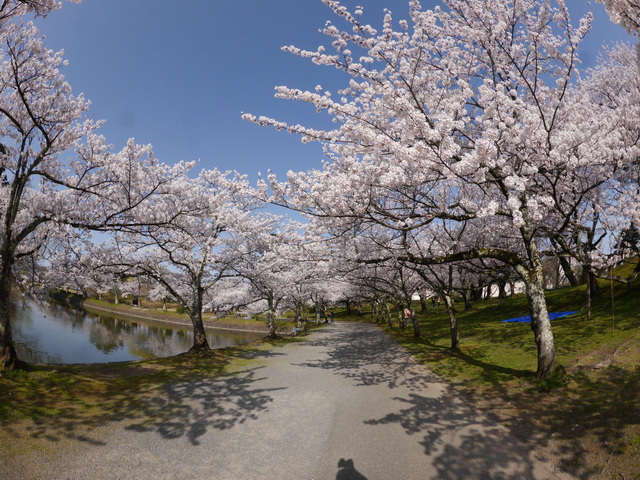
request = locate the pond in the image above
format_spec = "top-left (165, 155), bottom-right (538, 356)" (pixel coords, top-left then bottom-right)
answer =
top-left (11, 296), bottom-right (264, 365)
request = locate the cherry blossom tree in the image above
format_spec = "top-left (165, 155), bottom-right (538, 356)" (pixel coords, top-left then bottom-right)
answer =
top-left (227, 217), bottom-right (301, 338)
top-left (0, 19), bottom-right (95, 369)
top-left (244, 0), bottom-right (636, 378)
top-left (0, 14), bottom-right (189, 368)
top-left (586, 44), bottom-right (640, 227)
top-left (275, 239), bottom-right (330, 334)
top-left (598, 0), bottom-right (640, 38)
top-left (0, 0), bottom-right (77, 21)
top-left (95, 168), bottom-right (263, 352)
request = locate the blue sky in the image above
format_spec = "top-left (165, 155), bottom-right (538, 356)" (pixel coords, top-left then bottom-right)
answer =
top-left (33, 0), bottom-right (635, 182)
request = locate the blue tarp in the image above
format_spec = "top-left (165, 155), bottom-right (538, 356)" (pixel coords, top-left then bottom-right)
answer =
top-left (501, 311), bottom-right (578, 323)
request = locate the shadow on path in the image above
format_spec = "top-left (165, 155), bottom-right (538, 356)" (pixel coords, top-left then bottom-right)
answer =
top-left (297, 323), bottom-right (439, 391)
top-left (336, 458), bottom-right (368, 480)
top-left (9, 364), bottom-right (285, 449)
top-left (311, 323), bottom-right (572, 479)
top-left (365, 392), bottom-right (550, 479)
top-left (125, 366), bottom-right (286, 445)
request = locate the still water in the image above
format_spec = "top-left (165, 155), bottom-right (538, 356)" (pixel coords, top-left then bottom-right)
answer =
top-left (11, 296), bottom-right (263, 365)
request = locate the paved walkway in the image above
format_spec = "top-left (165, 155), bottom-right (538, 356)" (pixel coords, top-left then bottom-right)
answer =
top-left (13, 323), bottom-right (574, 479)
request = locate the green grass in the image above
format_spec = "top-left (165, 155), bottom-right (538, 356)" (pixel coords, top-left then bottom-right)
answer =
top-left (375, 277), bottom-right (640, 386)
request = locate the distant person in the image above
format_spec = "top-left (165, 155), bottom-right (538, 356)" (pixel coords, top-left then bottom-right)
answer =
top-left (330, 311), bottom-right (335, 323)
top-left (403, 307), bottom-right (411, 326)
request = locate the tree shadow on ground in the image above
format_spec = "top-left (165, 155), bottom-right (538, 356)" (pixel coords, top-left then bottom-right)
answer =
top-left (295, 323), bottom-right (441, 391)
top-left (1, 359), bottom-right (285, 449)
top-left (367, 331), bottom-right (640, 478)
top-left (364, 390), bottom-right (569, 480)
top-left (124, 366), bottom-right (286, 445)
top-left (486, 364), bottom-right (640, 479)
top-left (302, 323), bottom-right (595, 478)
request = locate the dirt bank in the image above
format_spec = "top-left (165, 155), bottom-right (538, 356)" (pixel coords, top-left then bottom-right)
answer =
top-left (81, 299), bottom-right (280, 334)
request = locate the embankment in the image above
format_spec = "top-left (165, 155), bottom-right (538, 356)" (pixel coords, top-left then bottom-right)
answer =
top-left (81, 299), bottom-right (277, 334)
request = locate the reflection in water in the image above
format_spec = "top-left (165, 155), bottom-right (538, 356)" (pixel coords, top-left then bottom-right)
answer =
top-left (11, 296), bottom-right (262, 365)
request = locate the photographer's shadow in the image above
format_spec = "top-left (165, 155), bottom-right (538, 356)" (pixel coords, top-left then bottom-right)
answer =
top-left (336, 458), bottom-right (368, 480)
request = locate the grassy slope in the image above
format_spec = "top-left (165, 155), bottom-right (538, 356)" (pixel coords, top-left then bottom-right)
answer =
top-left (79, 297), bottom-right (293, 333)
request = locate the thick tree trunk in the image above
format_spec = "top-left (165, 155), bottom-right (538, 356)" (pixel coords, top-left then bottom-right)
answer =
top-left (581, 265), bottom-right (601, 298)
top-left (558, 255), bottom-right (578, 286)
top-left (0, 251), bottom-right (19, 370)
top-left (484, 283), bottom-right (492, 300)
top-left (188, 287), bottom-right (210, 352)
top-left (419, 291), bottom-right (428, 312)
top-left (384, 303), bottom-right (393, 328)
top-left (443, 293), bottom-right (459, 349)
top-left (266, 296), bottom-right (278, 339)
top-left (462, 289), bottom-right (472, 310)
top-left (498, 280), bottom-right (507, 300)
top-left (589, 270), bottom-right (601, 299)
top-left (525, 276), bottom-right (556, 378)
top-left (515, 251), bottom-right (557, 378)
top-left (189, 310), bottom-right (211, 351)
top-left (518, 224), bottom-right (557, 379)
top-left (266, 309), bottom-right (278, 338)
top-left (409, 307), bottom-right (420, 338)
top-left (398, 306), bottom-right (405, 331)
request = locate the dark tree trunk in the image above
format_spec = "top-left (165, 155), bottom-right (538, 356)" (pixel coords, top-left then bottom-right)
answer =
top-left (0, 251), bottom-right (19, 370)
top-left (372, 302), bottom-right (380, 324)
top-left (443, 294), bottom-right (459, 349)
top-left (471, 285), bottom-right (483, 301)
top-left (498, 280), bottom-right (507, 300)
top-left (462, 289), bottom-right (472, 311)
top-left (188, 310), bottom-right (211, 351)
top-left (558, 255), bottom-right (579, 286)
top-left (589, 270), bottom-right (601, 299)
top-left (187, 287), bottom-right (211, 351)
top-left (410, 310), bottom-right (420, 338)
top-left (419, 291), bottom-right (428, 312)
top-left (384, 303), bottom-right (392, 328)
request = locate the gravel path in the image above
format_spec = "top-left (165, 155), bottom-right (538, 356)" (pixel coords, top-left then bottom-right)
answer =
top-left (10, 322), bottom-right (574, 480)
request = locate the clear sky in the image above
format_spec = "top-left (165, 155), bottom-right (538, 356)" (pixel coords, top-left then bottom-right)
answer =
top-left (32, 0), bottom-right (635, 182)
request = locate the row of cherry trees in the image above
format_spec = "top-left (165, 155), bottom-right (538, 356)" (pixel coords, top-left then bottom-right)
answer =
top-left (245, 0), bottom-right (640, 378)
top-left (1, 0), bottom-right (639, 380)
